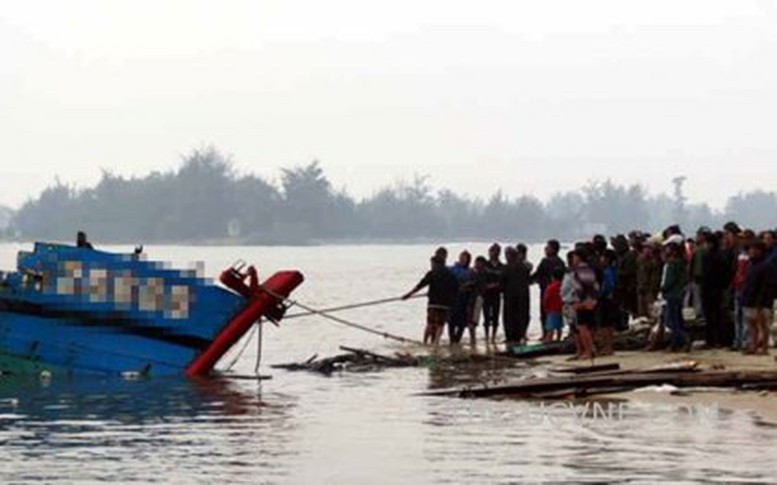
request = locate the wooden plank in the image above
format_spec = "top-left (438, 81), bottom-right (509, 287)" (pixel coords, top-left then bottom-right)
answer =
top-left (423, 370), bottom-right (777, 398)
top-left (551, 363), bottom-right (621, 374)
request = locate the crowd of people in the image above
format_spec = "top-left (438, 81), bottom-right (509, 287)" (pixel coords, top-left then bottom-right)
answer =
top-left (402, 222), bottom-right (777, 359)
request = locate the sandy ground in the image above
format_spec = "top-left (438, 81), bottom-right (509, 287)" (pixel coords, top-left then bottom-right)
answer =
top-left (542, 349), bottom-right (777, 424)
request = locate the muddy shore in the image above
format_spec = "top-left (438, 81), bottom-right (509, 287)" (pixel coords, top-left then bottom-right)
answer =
top-left (541, 349), bottom-right (777, 424)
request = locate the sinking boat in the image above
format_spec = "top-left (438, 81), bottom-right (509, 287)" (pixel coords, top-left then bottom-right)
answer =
top-left (0, 242), bottom-right (303, 377)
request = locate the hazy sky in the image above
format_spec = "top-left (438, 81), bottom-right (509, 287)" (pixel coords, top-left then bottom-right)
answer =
top-left (1, 0), bottom-right (776, 209)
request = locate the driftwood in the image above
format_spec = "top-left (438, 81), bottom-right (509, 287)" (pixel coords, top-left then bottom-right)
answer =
top-left (550, 363), bottom-right (621, 375)
top-left (740, 381), bottom-right (777, 391)
top-left (272, 345), bottom-right (520, 376)
top-left (338, 346), bottom-right (415, 366)
top-left (272, 346), bottom-right (419, 376)
top-left (422, 368), bottom-right (777, 399)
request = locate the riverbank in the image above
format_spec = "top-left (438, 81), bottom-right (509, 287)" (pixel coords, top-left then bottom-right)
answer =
top-left (543, 349), bottom-right (777, 424)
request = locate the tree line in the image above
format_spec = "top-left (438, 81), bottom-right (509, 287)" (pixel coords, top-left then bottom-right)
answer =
top-left (6, 147), bottom-right (777, 244)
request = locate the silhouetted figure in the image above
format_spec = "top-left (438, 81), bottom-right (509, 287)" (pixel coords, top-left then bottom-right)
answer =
top-left (501, 247), bottom-right (530, 345)
top-left (76, 231), bottom-right (94, 249)
top-left (531, 239), bottom-right (565, 340)
top-left (403, 255), bottom-right (459, 345)
top-left (482, 243), bottom-right (504, 344)
top-left (449, 250), bottom-right (473, 344)
top-left (701, 232), bottom-right (729, 348)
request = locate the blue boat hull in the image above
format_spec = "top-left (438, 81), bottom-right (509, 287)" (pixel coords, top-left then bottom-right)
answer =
top-left (0, 311), bottom-right (198, 375)
top-left (0, 242), bottom-right (252, 376)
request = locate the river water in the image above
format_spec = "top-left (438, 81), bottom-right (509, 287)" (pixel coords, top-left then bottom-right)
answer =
top-left (0, 242), bottom-right (775, 483)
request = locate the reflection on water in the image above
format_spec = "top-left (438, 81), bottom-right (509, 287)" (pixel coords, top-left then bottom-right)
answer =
top-left (1, 243), bottom-right (776, 483)
top-left (0, 376), bottom-right (297, 483)
top-left (424, 351), bottom-right (528, 390)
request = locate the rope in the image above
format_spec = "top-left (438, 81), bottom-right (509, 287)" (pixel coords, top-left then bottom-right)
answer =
top-left (283, 293), bottom-right (426, 320)
top-left (256, 285), bottom-right (425, 346)
top-left (255, 319), bottom-right (263, 374)
top-left (224, 323), bottom-right (258, 372)
top-left (217, 293), bottom-right (427, 372)
top-left (287, 298), bottom-right (427, 346)
top-left (259, 286), bottom-right (522, 365)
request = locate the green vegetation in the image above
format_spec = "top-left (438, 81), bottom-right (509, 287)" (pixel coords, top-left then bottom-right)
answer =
top-left (8, 147), bottom-right (777, 244)
top-left (0, 205), bottom-right (13, 239)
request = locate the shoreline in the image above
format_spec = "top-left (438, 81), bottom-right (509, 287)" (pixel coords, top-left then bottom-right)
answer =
top-left (541, 349), bottom-right (777, 424)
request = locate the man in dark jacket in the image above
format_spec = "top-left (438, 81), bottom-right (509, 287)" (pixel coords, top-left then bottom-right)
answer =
top-left (482, 243), bottom-right (504, 344)
top-left (741, 241), bottom-right (775, 354)
top-left (531, 239), bottom-right (565, 341)
top-left (636, 242), bottom-right (662, 320)
top-left (720, 222), bottom-right (742, 346)
top-left (502, 247), bottom-right (531, 345)
top-left (701, 232), bottom-right (731, 348)
top-left (616, 234), bottom-right (639, 320)
top-left (403, 256), bottom-right (459, 345)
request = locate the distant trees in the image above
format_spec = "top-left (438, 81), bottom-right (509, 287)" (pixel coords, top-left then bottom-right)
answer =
top-left (279, 160), bottom-right (354, 239)
top-left (359, 176), bottom-right (444, 239)
top-left (0, 205), bottom-right (12, 238)
top-left (231, 174), bottom-right (281, 239)
top-left (581, 180), bottom-right (649, 234)
top-left (436, 188), bottom-right (481, 239)
top-left (14, 148), bottom-right (240, 243)
top-left (7, 147), bottom-right (777, 244)
top-left (167, 148), bottom-right (236, 240)
top-left (13, 180), bottom-right (76, 239)
top-left (725, 191), bottom-right (777, 230)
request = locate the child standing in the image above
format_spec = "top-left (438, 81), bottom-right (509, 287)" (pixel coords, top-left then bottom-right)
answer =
top-left (542, 267), bottom-right (565, 343)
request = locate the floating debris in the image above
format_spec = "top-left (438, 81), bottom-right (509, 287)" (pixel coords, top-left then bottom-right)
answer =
top-left (272, 346), bottom-right (420, 376)
top-left (273, 345), bottom-right (519, 376)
